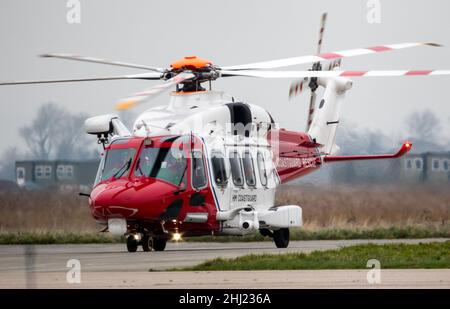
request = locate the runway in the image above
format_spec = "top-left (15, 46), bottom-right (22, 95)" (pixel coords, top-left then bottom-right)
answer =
top-left (0, 239), bottom-right (448, 288)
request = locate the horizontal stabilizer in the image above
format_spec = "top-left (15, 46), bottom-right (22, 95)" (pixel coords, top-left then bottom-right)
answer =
top-left (323, 142), bottom-right (412, 162)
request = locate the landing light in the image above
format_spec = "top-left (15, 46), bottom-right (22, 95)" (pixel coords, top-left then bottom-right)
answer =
top-left (172, 232), bottom-right (182, 242)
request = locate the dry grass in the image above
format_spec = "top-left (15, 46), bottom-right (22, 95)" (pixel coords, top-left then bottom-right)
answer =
top-left (277, 184), bottom-right (450, 230)
top-left (0, 184), bottom-right (448, 234)
top-left (0, 187), bottom-right (98, 233)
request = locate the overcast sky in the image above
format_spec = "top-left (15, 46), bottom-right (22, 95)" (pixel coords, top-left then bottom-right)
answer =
top-left (0, 0), bottom-right (449, 155)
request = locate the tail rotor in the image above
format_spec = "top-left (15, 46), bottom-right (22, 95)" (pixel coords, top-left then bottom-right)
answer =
top-left (289, 12), bottom-right (328, 131)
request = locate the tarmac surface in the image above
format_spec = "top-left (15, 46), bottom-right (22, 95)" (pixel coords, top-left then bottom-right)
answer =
top-left (0, 239), bottom-right (448, 288)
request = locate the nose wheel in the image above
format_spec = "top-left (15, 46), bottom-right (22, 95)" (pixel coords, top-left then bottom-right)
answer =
top-left (126, 234), bottom-right (168, 252)
top-left (142, 235), bottom-right (153, 252)
top-left (126, 235), bottom-right (138, 252)
top-left (152, 237), bottom-right (167, 251)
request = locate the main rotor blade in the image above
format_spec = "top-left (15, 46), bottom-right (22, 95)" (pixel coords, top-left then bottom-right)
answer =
top-left (0, 72), bottom-right (162, 86)
top-left (221, 69), bottom-right (450, 78)
top-left (115, 72), bottom-right (195, 110)
top-left (41, 53), bottom-right (165, 73)
top-left (221, 42), bottom-right (441, 71)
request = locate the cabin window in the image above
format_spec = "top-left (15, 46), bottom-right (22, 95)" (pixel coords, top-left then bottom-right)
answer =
top-left (56, 165), bottom-right (74, 180)
top-left (433, 159), bottom-right (440, 170)
top-left (444, 160), bottom-right (449, 171)
top-left (35, 165), bottom-right (52, 179)
top-left (192, 151), bottom-right (207, 189)
top-left (415, 159), bottom-right (422, 170)
top-left (257, 152), bottom-right (268, 187)
top-left (406, 160), bottom-right (412, 169)
top-left (229, 151), bottom-right (244, 187)
top-left (211, 152), bottom-right (228, 187)
top-left (242, 151), bottom-right (256, 187)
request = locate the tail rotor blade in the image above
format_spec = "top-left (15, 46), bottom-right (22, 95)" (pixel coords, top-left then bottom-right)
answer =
top-left (288, 78), bottom-right (310, 99)
top-left (290, 13), bottom-right (327, 100)
top-left (317, 13), bottom-right (328, 55)
top-left (306, 92), bottom-right (317, 132)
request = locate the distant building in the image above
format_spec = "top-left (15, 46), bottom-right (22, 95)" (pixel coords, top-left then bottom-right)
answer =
top-left (15, 160), bottom-right (99, 189)
top-left (400, 152), bottom-right (450, 184)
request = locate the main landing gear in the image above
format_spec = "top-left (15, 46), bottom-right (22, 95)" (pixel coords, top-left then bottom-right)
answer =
top-left (260, 228), bottom-right (290, 248)
top-left (126, 234), bottom-right (168, 253)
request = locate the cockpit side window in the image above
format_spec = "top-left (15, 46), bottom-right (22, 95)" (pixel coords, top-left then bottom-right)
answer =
top-left (211, 152), bottom-right (228, 187)
top-left (192, 150), bottom-right (207, 189)
top-left (135, 146), bottom-right (187, 187)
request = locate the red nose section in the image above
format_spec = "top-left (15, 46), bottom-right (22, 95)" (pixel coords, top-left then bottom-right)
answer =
top-left (90, 178), bottom-right (184, 222)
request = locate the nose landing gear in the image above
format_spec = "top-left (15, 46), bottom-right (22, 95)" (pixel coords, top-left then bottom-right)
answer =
top-left (152, 237), bottom-right (167, 251)
top-left (142, 235), bottom-right (153, 252)
top-left (126, 233), bottom-right (168, 252)
top-left (126, 235), bottom-right (139, 252)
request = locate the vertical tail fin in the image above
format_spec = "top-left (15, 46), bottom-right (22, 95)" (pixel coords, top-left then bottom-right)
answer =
top-left (307, 77), bottom-right (352, 155)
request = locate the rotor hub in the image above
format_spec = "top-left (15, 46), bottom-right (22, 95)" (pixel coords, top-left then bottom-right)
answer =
top-left (170, 56), bottom-right (212, 70)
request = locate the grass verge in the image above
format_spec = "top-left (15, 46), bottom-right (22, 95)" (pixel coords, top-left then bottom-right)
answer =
top-left (177, 241), bottom-right (450, 271)
top-left (184, 226), bottom-right (450, 242)
top-left (0, 232), bottom-right (122, 245)
top-left (0, 226), bottom-right (448, 244)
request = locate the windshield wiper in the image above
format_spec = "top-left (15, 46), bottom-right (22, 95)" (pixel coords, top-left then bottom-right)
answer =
top-left (112, 158), bottom-right (132, 179)
top-left (135, 158), bottom-right (145, 176)
top-left (173, 162), bottom-right (188, 195)
top-left (177, 162), bottom-right (188, 187)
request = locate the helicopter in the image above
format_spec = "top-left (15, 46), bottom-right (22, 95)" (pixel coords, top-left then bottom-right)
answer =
top-left (1, 13), bottom-right (449, 252)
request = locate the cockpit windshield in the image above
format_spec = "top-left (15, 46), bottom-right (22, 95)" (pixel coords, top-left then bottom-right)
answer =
top-left (99, 148), bottom-right (136, 181)
top-left (93, 136), bottom-right (190, 187)
top-left (135, 147), bottom-right (187, 187)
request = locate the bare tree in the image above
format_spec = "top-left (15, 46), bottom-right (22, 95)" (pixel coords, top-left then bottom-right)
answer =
top-left (54, 111), bottom-right (93, 160)
top-left (406, 109), bottom-right (441, 140)
top-left (0, 147), bottom-right (21, 180)
top-left (20, 103), bottom-right (97, 160)
top-left (19, 103), bottom-right (65, 160)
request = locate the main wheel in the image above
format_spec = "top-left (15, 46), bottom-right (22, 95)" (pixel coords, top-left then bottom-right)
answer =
top-left (273, 228), bottom-right (290, 248)
top-left (259, 228), bottom-right (273, 238)
top-left (152, 237), bottom-right (167, 251)
top-left (142, 235), bottom-right (152, 252)
top-left (126, 235), bottom-right (138, 252)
